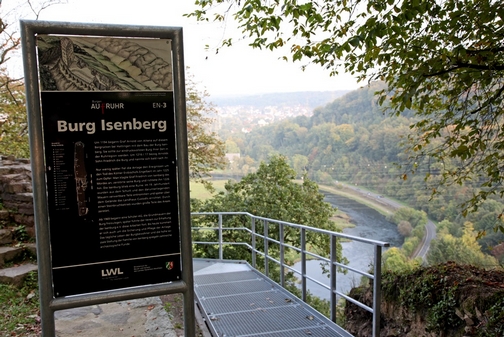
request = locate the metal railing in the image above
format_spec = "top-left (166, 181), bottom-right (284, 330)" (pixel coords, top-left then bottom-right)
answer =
top-left (191, 212), bottom-right (390, 337)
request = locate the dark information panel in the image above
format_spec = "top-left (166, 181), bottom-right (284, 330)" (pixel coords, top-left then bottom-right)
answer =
top-left (41, 91), bottom-right (181, 297)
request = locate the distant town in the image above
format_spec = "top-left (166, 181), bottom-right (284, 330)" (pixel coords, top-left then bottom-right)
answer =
top-left (211, 90), bottom-right (349, 133)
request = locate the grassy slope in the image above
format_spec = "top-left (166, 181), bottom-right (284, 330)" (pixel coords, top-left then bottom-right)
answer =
top-left (317, 183), bottom-right (397, 215)
top-left (191, 180), bottom-right (357, 231)
top-left (0, 272), bottom-right (40, 336)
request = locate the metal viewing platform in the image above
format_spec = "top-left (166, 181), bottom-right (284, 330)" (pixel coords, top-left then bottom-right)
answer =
top-left (191, 212), bottom-right (390, 337)
top-left (194, 259), bottom-right (352, 337)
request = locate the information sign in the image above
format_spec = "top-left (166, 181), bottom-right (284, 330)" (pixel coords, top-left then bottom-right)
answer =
top-left (37, 35), bottom-right (181, 297)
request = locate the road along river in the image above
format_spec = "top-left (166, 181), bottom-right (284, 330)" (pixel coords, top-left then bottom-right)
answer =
top-left (293, 192), bottom-right (404, 300)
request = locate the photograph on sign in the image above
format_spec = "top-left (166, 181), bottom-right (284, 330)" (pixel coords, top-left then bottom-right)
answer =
top-left (37, 35), bottom-right (181, 297)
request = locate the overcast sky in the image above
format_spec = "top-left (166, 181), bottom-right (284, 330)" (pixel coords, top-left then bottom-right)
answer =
top-left (7, 0), bottom-right (360, 97)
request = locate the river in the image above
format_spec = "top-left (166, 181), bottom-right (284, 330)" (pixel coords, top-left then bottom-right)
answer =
top-left (293, 192), bottom-right (403, 300)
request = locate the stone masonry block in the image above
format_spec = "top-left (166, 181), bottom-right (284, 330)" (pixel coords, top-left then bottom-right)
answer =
top-left (0, 209), bottom-right (9, 221)
top-left (0, 263), bottom-right (38, 287)
top-left (0, 228), bottom-right (12, 245)
top-left (12, 214), bottom-right (34, 227)
top-left (3, 182), bottom-right (31, 194)
top-left (17, 205), bottom-right (34, 216)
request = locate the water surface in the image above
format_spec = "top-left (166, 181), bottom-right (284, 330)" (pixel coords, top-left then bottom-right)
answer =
top-left (293, 193), bottom-right (403, 299)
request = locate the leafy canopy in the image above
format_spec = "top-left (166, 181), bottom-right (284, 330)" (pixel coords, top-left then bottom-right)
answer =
top-left (193, 155), bottom-right (346, 263)
top-left (0, 5), bottom-right (29, 158)
top-left (192, 156), bottom-right (346, 314)
top-left (186, 70), bottom-right (227, 191)
top-left (187, 0), bottom-right (504, 232)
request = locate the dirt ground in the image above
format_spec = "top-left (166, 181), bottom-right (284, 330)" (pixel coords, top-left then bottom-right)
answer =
top-left (160, 293), bottom-right (209, 337)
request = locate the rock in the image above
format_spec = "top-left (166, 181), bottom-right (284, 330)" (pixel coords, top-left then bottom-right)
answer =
top-left (345, 263), bottom-right (504, 337)
top-left (0, 246), bottom-right (24, 267)
top-left (0, 158), bottom-right (35, 239)
top-left (0, 263), bottom-right (38, 287)
top-left (463, 314), bottom-right (474, 326)
top-left (0, 209), bottom-right (9, 221)
top-left (24, 243), bottom-right (37, 257)
top-left (0, 228), bottom-right (12, 245)
top-left (12, 214), bottom-right (34, 227)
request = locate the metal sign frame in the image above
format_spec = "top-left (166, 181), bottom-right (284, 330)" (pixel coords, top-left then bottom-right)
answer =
top-left (20, 20), bottom-right (194, 337)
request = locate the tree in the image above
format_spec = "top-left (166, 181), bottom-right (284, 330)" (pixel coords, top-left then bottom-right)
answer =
top-left (397, 220), bottom-right (413, 237)
top-left (382, 247), bottom-right (421, 273)
top-left (188, 0), bottom-right (504, 233)
top-left (225, 139), bottom-right (240, 153)
top-left (193, 155), bottom-right (346, 263)
top-left (390, 207), bottom-right (427, 228)
top-left (428, 222), bottom-right (499, 267)
top-left (192, 156), bottom-right (348, 317)
top-left (185, 70), bottom-right (227, 191)
top-left (0, 3), bottom-right (225, 185)
top-left (0, 76), bottom-right (29, 158)
top-left (0, 3), bottom-right (26, 158)
top-left (0, 8), bottom-right (226, 182)
top-left (0, 1), bottom-right (66, 158)
top-left (291, 153), bottom-right (308, 178)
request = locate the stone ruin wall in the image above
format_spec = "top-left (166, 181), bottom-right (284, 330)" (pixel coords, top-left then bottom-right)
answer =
top-left (0, 155), bottom-right (35, 238)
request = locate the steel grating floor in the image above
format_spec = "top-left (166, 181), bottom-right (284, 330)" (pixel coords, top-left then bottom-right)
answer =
top-left (193, 259), bottom-right (353, 337)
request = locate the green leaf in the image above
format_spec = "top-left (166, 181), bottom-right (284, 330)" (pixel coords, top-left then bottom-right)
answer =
top-left (348, 36), bottom-right (361, 47)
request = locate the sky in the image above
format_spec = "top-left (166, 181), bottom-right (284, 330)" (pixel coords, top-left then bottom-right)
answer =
top-left (5, 0), bottom-right (360, 97)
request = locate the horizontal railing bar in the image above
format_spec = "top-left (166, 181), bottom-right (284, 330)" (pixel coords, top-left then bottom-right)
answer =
top-left (50, 281), bottom-right (188, 311)
top-left (279, 266), bottom-right (375, 313)
top-left (265, 255), bottom-right (281, 265)
top-left (282, 243), bottom-right (300, 252)
top-left (265, 237), bottom-right (281, 245)
top-left (284, 259), bottom-right (374, 284)
top-left (306, 253), bottom-right (328, 261)
top-left (192, 241), bottom-right (219, 245)
top-left (282, 265), bottom-right (331, 290)
top-left (254, 251), bottom-right (266, 258)
top-left (192, 212), bottom-right (390, 247)
top-left (305, 275), bottom-right (331, 290)
top-left (337, 292), bottom-right (374, 314)
top-left (283, 264), bottom-right (298, 274)
top-left (192, 226), bottom-right (376, 278)
top-left (335, 262), bottom-right (375, 279)
top-left (191, 211), bottom-right (386, 337)
top-left (192, 227), bottom-right (250, 232)
top-left (193, 241), bottom-right (250, 247)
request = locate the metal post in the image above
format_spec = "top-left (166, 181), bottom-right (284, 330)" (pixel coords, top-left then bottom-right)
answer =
top-left (251, 216), bottom-right (256, 268)
top-left (172, 27), bottom-right (196, 337)
top-left (21, 20), bottom-right (56, 337)
top-left (264, 220), bottom-right (269, 277)
top-left (218, 214), bottom-right (223, 260)
top-left (301, 228), bottom-right (307, 302)
top-left (373, 245), bottom-right (383, 337)
top-left (330, 235), bottom-right (337, 322)
top-left (279, 223), bottom-right (285, 287)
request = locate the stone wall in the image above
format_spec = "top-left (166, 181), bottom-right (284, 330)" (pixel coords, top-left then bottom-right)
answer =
top-left (0, 155), bottom-right (35, 238)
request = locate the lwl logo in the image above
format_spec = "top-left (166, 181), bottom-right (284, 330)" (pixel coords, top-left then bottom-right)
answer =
top-left (101, 268), bottom-right (123, 277)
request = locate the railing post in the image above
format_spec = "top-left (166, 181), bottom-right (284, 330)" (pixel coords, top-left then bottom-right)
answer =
top-left (373, 245), bottom-right (383, 337)
top-left (251, 216), bottom-right (256, 268)
top-left (218, 214), bottom-right (223, 260)
top-left (330, 235), bottom-right (337, 323)
top-left (301, 228), bottom-right (306, 302)
top-left (190, 211), bottom-right (390, 336)
top-left (279, 223), bottom-right (285, 287)
top-left (264, 220), bottom-right (269, 277)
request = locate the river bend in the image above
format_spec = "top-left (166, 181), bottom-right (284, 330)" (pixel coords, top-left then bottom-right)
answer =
top-left (293, 192), bottom-right (403, 299)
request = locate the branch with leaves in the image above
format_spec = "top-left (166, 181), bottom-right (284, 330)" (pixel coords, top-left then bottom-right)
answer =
top-left (186, 70), bottom-right (227, 191)
top-left (187, 0), bottom-right (504, 233)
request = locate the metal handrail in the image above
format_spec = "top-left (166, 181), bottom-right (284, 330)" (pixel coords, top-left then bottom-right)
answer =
top-left (191, 211), bottom-right (390, 337)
